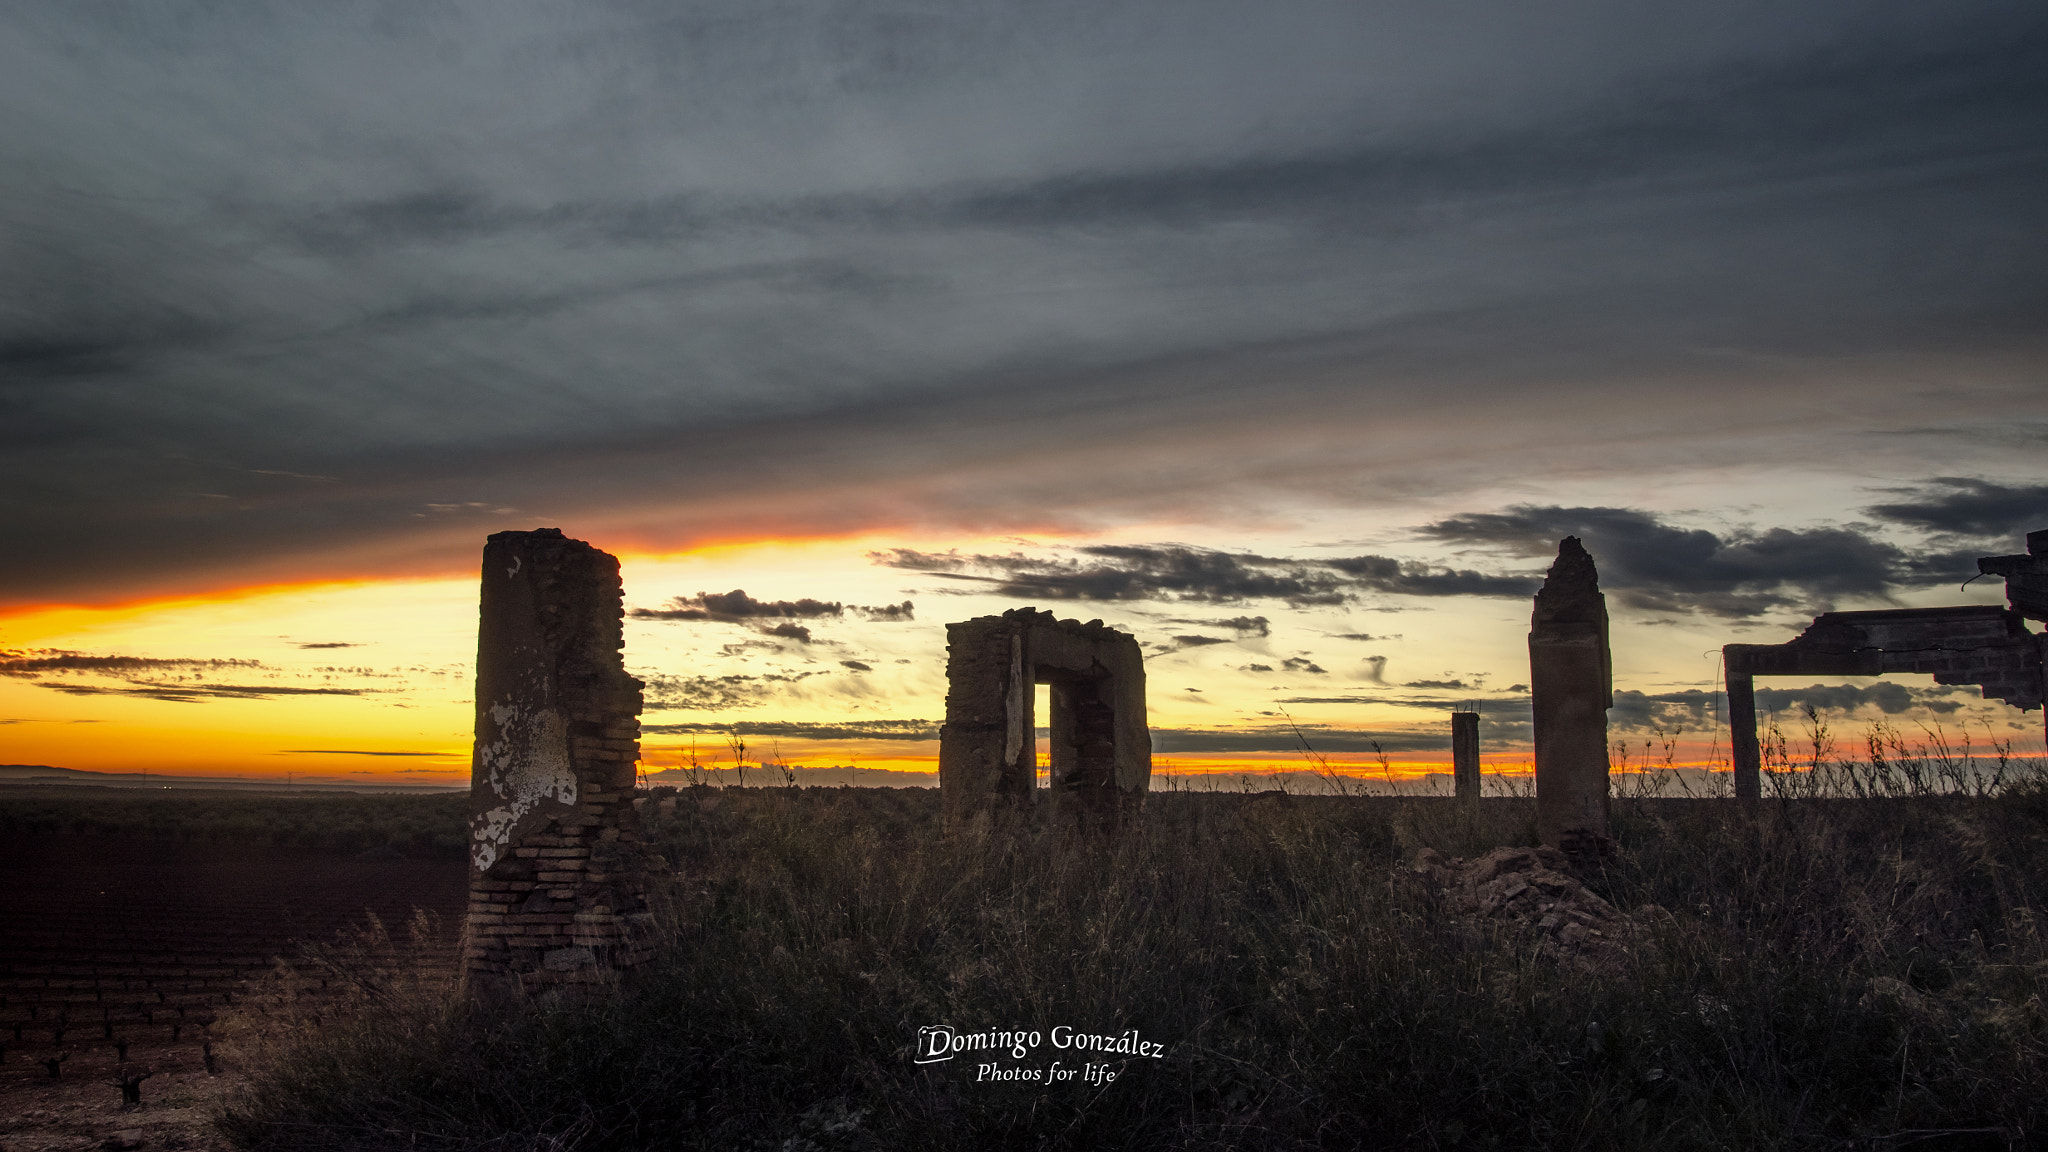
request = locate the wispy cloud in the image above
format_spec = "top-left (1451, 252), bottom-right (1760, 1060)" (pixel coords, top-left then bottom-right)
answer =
top-left (278, 749), bottom-right (448, 756)
top-left (1863, 478), bottom-right (2048, 540)
top-left (643, 719), bottom-right (937, 741)
top-left (39, 683), bottom-right (368, 703)
top-left (0, 651), bottom-right (262, 676)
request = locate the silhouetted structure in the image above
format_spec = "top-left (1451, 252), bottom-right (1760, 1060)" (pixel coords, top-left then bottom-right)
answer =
top-left (464, 529), bottom-right (653, 995)
top-left (1452, 711), bottom-right (1480, 800)
top-left (939, 608), bottom-right (1151, 831)
top-left (1724, 529), bottom-right (2048, 797)
top-left (1529, 538), bottom-right (1613, 855)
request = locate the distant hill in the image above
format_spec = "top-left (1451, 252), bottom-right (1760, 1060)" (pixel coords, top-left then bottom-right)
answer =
top-left (0, 764), bottom-right (93, 779)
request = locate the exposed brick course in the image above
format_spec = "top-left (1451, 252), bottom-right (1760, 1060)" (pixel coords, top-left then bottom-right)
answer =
top-left (463, 529), bottom-right (657, 996)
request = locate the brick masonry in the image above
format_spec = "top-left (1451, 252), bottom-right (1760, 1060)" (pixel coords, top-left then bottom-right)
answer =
top-left (938, 607), bottom-right (1151, 831)
top-left (1725, 604), bottom-right (2046, 796)
top-left (463, 529), bottom-right (656, 994)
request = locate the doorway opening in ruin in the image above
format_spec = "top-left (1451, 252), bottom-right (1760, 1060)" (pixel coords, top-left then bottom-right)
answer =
top-left (1041, 668), bottom-right (1120, 800)
top-left (1035, 682), bottom-right (1051, 787)
top-left (1737, 670), bottom-right (2022, 785)
top-left (938, 607), bottom-right (1152, 827)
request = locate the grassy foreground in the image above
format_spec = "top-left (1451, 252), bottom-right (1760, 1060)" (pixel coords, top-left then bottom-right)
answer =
top-left (217, 779), bottom-right (2048, 1150)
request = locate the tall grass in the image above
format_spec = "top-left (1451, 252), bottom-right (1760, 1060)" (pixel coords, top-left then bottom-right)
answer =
top-left (218, 761), bottom-right (2048, 1150)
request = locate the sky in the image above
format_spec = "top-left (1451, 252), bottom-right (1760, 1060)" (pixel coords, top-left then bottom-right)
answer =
top-left (3, 1), bottom-right (2044, 785)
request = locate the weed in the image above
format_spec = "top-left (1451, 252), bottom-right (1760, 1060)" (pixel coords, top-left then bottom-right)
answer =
top-left (215, 762), bottom-right (2048, 1150)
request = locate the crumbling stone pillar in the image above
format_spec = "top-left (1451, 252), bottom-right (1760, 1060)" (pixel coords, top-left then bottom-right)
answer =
top-left (1528, 537), bottom-right (1613, 855)
top-left (463, 528), bottom-right (653, 995)
top-left (1451, 711), bottom-right (1480, 800)
top-left (939, 608), bottom-right (1151, 830)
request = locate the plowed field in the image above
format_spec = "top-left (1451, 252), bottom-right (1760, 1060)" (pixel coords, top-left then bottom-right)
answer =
top-left (0, 833), bottom-right (466, 1149)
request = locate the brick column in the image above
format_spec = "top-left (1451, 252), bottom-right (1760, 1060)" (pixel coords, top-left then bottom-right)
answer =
top-left (1529, 537), bottom-right (1613, 855)
top-left (462, 529), bottom-right (654, 996)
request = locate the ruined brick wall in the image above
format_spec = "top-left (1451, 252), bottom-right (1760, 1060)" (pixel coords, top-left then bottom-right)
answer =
top-left (1725, 604), bottom-right (2046, 791)
top-left (1528, 537), bottom-right (1613, 855)
top-left (939, 608), bottom-right (1151, 829)
top-left (464, 529), bottom-right (653, 994)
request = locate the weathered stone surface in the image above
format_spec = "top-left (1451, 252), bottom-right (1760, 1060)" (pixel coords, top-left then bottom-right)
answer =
top-left (938, 607), bottom-right (1151, 830)
top-left (464, 529), bottom-right (653, 995)
top-left (1528, 538), bottom-right (1613, 855)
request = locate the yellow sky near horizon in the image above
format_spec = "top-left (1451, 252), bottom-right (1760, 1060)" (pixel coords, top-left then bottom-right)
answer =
top-left (2, 524), bottom-right (2035, 784)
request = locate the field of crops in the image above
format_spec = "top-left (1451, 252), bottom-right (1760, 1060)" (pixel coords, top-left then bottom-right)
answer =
top-left (0, 822), bottom-right (467, 1147)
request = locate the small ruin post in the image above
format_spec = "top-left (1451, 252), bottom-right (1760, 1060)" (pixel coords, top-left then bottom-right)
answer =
top-left (1725, 671), bottom-right (1762, 800)
top-left (1451, 711), bottom-right (1480, 800)
top-left (939, 608), bottom-right (1151, 831)
top-left (463, 528), bottom-right (653, 996)
top-left (1528, 537), bottom-right (1613, 855)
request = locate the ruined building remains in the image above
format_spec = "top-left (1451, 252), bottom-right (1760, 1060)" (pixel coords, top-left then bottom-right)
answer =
top-left (939, 608), bottom-right (1151, 830)
top-left (1528, 537), bottom-right (1613, 855)
top-left (1451, 711), bottom-right (1481, 800)
top-left (1724, 529), bottom-right (2048, 799)
top-left (464, 529), bottom-right (653, 994)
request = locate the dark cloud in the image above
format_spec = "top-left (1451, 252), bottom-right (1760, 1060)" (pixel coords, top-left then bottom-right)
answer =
top-left (637, 673), bottom-right (806, 711)
top-left (1607, 689), bottom-right (1721, 732)
top-left (1241, 663), bottom-right (1274, 673)
top-left (643, 719), bottom-right (937, 742)
top-left (1750, 682), bottom-right (1974, 718)
top-left (1165, 615), bottom-right (1272, 637)
top-left (1322, 556), bottom-right (1539, 599)
top-left (632, 590), bottom-right (911, 628)
top-left (294, 642), bottom-right (363, 649)
top-left (1281, 657), bottom-right (1327, 674)
top-left (1405, 679), bottom-right (1472, 690)
top-left (0, 3), bottom-right (2041, 604)
top-left (1152, 725), bottom-right (1448, 754)
top-left (0, 651), bottom-right (262, 676)
top-left (872, 545), bottom-right (1535, 607)
top-left (1604, 683), bottom-right (1977, 733)
top-left (38, 683), bottom-right (367, 703)
top-left (1331, 633), bottom-right (1390, 641)
top-left (1166, 635), bottom-right (1232, 649)
top-left (0, 648), bottom-right (378, 703)
top-left (874, 545), bottom-right (1352, 605)
top-left (1420, 505), bottom-right (1979, 617)
top-left (1864, 478), bottom-right (2048, 540)
top-left (631, 590), bottom-right (846, 621)
top-left (839, 660), bottom-right (872, 672)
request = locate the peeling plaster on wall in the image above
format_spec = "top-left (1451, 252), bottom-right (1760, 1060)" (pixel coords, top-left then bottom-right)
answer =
top-left (469, 698), bottom-right (577, 871)
top-left (463, 528), bottom-right (651, 994)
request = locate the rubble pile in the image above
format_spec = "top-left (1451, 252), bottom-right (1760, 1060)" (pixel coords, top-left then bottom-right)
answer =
top-left (1409, 845), bottom-right (1657, 976)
